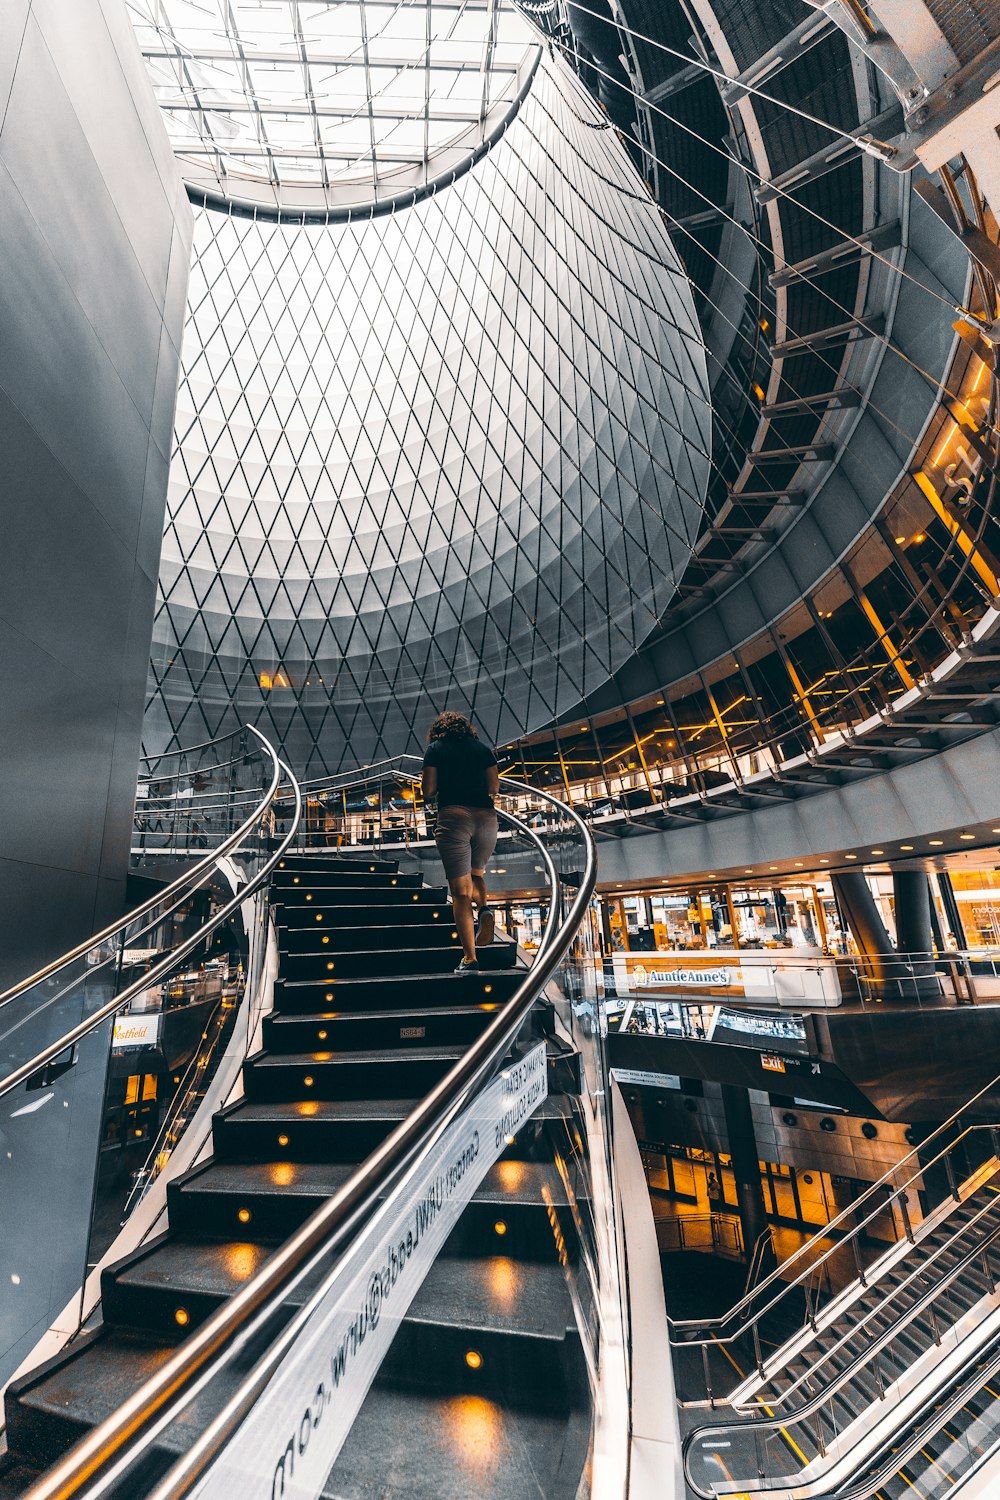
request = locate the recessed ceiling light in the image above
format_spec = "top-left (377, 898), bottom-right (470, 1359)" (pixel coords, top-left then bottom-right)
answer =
top-left (769, 865), bottom-right (777, 871)
top-left (960, 833), bottom-right (975, 840)
top-left (929, 839), bottom-right (944, 846)
top-left (820, 857), bottom-right (829, 863)
top-left (845, 853), bottom-right (858, 860)
top-left (871, 849), bottom-right (884, 855)
top-left (900, 844), bottom-right (914, 851)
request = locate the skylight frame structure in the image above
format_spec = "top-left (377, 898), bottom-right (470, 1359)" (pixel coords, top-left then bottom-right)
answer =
top-left (128, 0), bottom-right (537, 213)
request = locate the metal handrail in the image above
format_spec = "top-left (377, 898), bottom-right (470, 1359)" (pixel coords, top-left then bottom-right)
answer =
top-left (672, 1123), bottom-right (1000, 1388)
top-left (825, 1331), bottom-right (1000, 1500)
top-left (0, 735), bottom-right (298, 1104)
top-left (684, 1216), bottom-right (1000, 1498)
top-left (20, 769), bottom-right (597, 1500)
top-left (138, 729), bottom-right (247, 765)
top-left (0, 726), bottom-right (279, 1011)
top-left (668, 1077), bottom-right (1000, 1341)
top-left (751, 1190), bottom-right (1000, 1414)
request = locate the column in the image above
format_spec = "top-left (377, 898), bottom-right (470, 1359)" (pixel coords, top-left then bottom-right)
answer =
top-left (831, 870), bottom-right (895, 996)
top-left (892, 870), bottom-right (942, 999)
top-left (721, 1085), bottom-right (770, 1262)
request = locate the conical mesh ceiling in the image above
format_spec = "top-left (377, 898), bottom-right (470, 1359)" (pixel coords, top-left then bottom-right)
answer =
top-left (143, 56), bottom-right (712, 775)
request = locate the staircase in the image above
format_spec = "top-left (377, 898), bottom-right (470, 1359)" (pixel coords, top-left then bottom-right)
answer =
top-left (0, 853), bottom-right (589, 1500)
top-left (686, 1157), bottom-right (1000, 1497)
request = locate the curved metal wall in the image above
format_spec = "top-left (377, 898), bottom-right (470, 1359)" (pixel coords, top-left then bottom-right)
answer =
top-left (143, 54), bottom-right (712, 772)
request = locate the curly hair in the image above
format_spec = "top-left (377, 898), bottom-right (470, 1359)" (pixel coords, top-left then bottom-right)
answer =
top-left (427, 711), bottom-right (477, 742)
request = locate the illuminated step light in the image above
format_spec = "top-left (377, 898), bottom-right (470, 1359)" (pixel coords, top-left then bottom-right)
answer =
top-left (303, 1076), bottom-right (314, 1087)
top-left (494, 1220), bottom-right (507, 1237)
top-left (465, 1350), bottom-right (483, 1370)
top-left (293, 877), bottom-right (300, 885)
top-left (278, 1134), bottom-right (289, 1147)
top-left (325, 992), bottom-right (334, 1001)
top-left (175, 1308), bottom-right (190, 1327)
top-left (238, 1208), bottom-right (251, 1225)
top-left (316, 914), bottom-right (323, 922)
top-left (327, 962), bottom-right (335, 971)
top-left (318, 1030), bottom-right (328, 1041)
top-left (322, 936), bottom-right (330, 945)
top-left (484, 985), bottom-right (492, 994)
top-left (305, 894), bottom-right (312, 902)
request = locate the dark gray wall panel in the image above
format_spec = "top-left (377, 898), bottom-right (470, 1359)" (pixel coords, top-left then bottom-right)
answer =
top-left (0, 0), bottom-right (191, 991)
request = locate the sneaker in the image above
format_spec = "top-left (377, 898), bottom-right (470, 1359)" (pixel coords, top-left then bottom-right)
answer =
top-left (455, 959), bottom-right (480, 974)
top-left (475, 907), bottom-right (496, 946)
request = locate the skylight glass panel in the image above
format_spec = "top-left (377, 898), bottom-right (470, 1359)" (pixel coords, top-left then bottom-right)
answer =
top-left (128, 0), bottom-right (535, 211)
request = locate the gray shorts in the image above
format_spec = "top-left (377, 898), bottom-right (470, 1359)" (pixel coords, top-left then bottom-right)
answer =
top-left (434, 806), bottom-right (498, 882)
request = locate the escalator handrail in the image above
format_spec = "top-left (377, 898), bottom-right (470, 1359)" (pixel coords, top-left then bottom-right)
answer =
top-left (0, 740), bottom-right (300, 1104)
top-left (0, 725), bottom-right (281, 1011)
top-left (690, 1322), bottom-right (1000, 1500)
top-left (23, 771), bottom-right (597, 1500)
top-left (670, 1123), bottom-right (1000, 1355)
top-left (681, 1213), bottom-right (1000, 1497)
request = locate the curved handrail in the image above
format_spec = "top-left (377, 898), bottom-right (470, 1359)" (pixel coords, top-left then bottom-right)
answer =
top-left (137, 729), bottom-right (247, 765)
top-left (0, 739), bottom-right (300, 1104)
top-left (682, 1213), bottom-right (1000, 1498)
top-left (22, 770), bottom-right (597, 1500)
top-left (0, 725), bottom-right (280, 1011)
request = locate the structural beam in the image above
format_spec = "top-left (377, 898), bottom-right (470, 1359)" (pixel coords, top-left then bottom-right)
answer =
top-left (761, 388), bottom-right (861, 417)
top-left (771, 314), bottom-right (885, 356)
top-left (719, 12), bottom-right (834, 105)
top-left (770, 221), bottom-right (902, 289)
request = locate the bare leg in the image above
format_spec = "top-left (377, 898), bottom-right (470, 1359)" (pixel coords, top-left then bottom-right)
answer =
top-left (449, 874), bottom-right (477, 963)
top-left (472, 869), bottom-right (494, 944)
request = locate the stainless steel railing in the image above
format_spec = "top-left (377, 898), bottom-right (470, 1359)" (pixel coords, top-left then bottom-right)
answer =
top-left (0, 727), bottom-right (298, 1105)
top-left (669, 1112), bottom-right (1000, 1402)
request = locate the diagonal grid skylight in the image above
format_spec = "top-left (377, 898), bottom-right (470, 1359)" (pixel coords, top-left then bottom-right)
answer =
top-left (128, 0), bottom-right (535, 212)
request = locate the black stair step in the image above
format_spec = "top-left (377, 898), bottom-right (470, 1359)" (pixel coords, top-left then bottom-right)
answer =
top-left (101, 1234), bottom-right (279, 1336)
top-left (279, 942), bottom-right (518, 981)
top-left (275, 856), bottom-right (399, 874)
top-left (3, 1326), bottom-right (247, 1472)
top-left (167, 1158), bottom-right (571, 1259)
top-left (212, 1095), bottom-right (415, 1162)
top-left (272, 970), bottom-right (521, 1014)
top-left (323, 1384), bottom-right (589, 1500)
top-left (271, 869), bottom-right (422, 891)
top-left (375, 1255), bottom-right (580, 1408)
top-left (278, 902), bottom-right (455, 928)
top-left (280, 922), bottom-right (466, 954)
top-left (262, 1003), bottom-right (503, 1054)
top-left (273, 885), bottom-right (449, 910)
top-left (242, 1045), bottom-right (467, 1102)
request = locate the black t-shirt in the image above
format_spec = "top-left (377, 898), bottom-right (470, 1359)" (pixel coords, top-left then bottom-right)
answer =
top-left (423, 735), bottom-right (498, 810)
